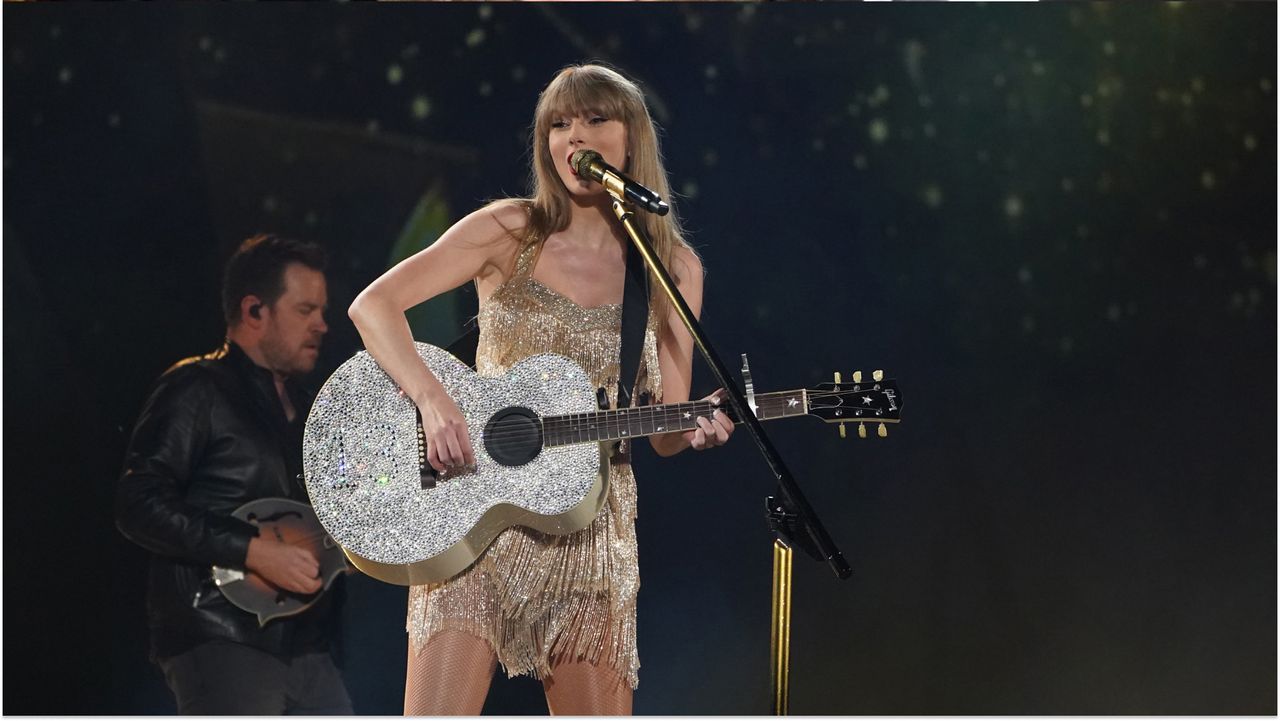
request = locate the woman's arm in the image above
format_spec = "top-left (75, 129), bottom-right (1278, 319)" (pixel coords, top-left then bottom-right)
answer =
top-left (348, 202), bottom-right (524, 470)
top-left (647, 247), bottom-right (733, 457)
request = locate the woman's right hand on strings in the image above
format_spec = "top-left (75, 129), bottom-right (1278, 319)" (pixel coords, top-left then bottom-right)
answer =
top-left (417, 392), bottom-right (476, 474)
top-left (347, 203), bottom-right (520, 475)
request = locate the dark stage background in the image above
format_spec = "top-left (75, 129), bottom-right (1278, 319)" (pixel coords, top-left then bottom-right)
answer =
top-left (3, 2), bottom-right (1275, 715)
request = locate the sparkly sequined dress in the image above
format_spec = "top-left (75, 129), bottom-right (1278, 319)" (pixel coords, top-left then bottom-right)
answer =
top-left (407, 240), bottom-right (661, 689)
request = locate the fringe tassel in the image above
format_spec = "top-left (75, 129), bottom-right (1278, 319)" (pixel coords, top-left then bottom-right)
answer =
top-left (406, 464), bottom-right (643, 689)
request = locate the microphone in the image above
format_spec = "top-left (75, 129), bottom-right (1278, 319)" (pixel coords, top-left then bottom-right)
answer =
top-left (570, 149), bottom-right (670, 216)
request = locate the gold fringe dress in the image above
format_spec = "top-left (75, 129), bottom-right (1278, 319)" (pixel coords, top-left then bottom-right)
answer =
top-left (407, 241), bottom-right (661, 689)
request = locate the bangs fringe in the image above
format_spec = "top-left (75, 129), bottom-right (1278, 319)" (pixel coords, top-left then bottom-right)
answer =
top-left (537, 68), bottom-right (634, 125)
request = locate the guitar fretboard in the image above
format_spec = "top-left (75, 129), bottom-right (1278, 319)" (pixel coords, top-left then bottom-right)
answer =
top-left (541, 389), bottom-right (807, 446)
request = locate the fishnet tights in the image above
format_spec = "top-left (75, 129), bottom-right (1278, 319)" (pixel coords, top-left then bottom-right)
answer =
top-left (405, 631), bottom-right (497, 715)
top-left (544, 653), bottom-right (633, 716)
top-left (403, 630), bottom-right (633, 716)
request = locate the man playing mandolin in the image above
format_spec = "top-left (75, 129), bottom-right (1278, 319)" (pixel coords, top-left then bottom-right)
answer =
top-left (116, 234), bottom-right (352, 714)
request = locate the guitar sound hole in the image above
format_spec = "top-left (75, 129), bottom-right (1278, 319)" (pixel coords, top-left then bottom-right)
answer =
top-left (483, 406), bottom-right (544, 467)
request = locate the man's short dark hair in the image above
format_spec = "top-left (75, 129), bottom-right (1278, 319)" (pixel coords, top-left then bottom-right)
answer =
top-left (222, 234), bottom-right (327, 326)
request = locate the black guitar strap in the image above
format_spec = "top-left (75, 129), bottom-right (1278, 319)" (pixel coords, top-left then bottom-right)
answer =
top-left (444, 317), bottom-right (480, 370)
top-left (617, 240), bottom-right (650, 409)
top-left (444, 242), bottom-right (650, 411)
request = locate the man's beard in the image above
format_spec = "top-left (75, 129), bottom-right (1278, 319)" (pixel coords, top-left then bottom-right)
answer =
top-left (261, 329), bottom-right (313, 377)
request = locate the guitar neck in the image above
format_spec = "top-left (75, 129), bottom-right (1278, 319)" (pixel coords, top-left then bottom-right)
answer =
top-left (541, 389), bottom-right (808, 447)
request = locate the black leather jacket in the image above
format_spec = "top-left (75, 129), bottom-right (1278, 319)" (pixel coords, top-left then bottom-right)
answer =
top-left (116, 341), bottom-right (338, 661)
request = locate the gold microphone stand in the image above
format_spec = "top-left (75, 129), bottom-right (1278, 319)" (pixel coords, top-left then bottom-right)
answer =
top-left (606, 193), bottom-right (851, 715)
top-left (770, 536), bottom-right (794, 714)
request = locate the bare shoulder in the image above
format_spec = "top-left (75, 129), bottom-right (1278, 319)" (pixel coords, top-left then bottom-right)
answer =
top-left (484, 199), bottom-right (531, 233)
top-left (452, 200), bottom-right (529, 291)
top-left (673, 244), bottom-right (705, 287)
top-left (436, 201), bottom-right (529, 289)
top-left (447, 199), bottom-right (529, 254)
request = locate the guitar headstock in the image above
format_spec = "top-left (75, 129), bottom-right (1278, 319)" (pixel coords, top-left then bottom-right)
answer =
top-left (806, 370), bottom-right (902, 438)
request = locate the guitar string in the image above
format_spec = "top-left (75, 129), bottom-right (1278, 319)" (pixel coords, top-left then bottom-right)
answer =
top-left (410, 400), bottom-right (748, 447)
top-left (480, 391), bottom-right (886, 438)
top-left (405, 392), bottom-right (890, 448)
top-left (413, 406), bottom-right (891, 451)
top-left (350, 391), bottom-right (885, 448)
top-left (409, 390), bottom-right (891, 447)
top-left (452, 401), bottom-right (770, 445)
top-left (387, 388), bottom-right (883, 443)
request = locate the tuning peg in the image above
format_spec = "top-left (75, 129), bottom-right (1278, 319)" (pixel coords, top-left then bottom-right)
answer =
top-left (857, 422), bottom-right (867, 438)
top-left (877, 423), bottom-right (888, 437)
top-left (833, 371), bottom-right (842, 390)
top-left (839, 422), bottom-right (847, 438)
top-left (873, 369), bottom-right (884, 382)
top-left (852, 370), bottom-right (863, 383)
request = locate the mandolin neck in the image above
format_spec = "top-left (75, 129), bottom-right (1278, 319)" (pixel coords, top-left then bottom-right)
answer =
top-left (541, 390), bottom-right (808, 447)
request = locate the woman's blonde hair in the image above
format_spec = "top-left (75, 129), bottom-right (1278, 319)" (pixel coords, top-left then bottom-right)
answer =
top-left (498, 63), bottom-right (696, 333)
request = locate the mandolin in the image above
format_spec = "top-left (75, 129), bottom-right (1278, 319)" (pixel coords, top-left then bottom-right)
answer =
top-left (211, 497), bottom-right (351, 626)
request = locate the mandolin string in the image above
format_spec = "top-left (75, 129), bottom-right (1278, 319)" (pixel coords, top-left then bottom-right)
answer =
top-left (258, 529), bottom-right (333, 546)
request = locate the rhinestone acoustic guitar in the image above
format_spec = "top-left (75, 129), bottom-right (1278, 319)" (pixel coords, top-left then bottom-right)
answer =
top-left (302, 342), bottom-right (901, 586)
